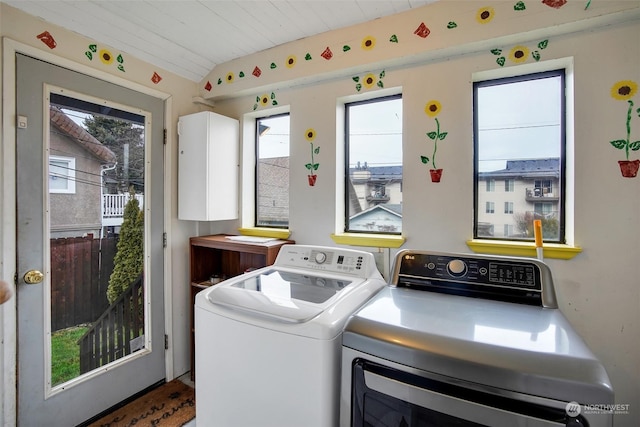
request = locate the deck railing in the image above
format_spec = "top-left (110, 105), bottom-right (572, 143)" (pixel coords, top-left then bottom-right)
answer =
top-left (102, 193), bottom-right (144, 218)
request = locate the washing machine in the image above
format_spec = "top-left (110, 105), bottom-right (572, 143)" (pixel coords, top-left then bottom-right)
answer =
top-left (195, 244), bottom-right (387, 427)
top-left (341, 250), bottom-right (614, 427)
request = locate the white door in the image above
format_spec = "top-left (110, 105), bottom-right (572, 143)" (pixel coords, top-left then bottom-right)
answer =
top-left (16, 53), bottom-right (166, 425)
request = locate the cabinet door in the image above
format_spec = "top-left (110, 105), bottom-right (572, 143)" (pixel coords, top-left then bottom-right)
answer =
top-left (178, 111), bottom-right (239, 221)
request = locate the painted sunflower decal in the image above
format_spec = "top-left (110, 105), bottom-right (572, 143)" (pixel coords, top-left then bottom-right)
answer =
top-left (611, 80), bottom-right (638, 100)
top-left (304, 128), bottom-right (320, 186)
top-left (424, 100), bottom-right (442, 118)
top-left (476, 7), bottom-right (495, 24)
top-left (285, 55), bottom-right (297, 68)
top-left (509, 46), bottom-right (530, 63)
top-left (608, 80), bottom-right (640, 177)
top-left (305, 128), bottom-right (316, 141)
top-left (260, 94), bottom-right (270, 107)
top-left (226, 72), bottom-right (235, 83)
top-left (99, 49), bottom-right (114, 65)
top-left (363, 73), bottom-right (377, 89)
top-left (421, 100), bottom-right (448, 182)
top-left (361, 36), bottom-right (376, 51)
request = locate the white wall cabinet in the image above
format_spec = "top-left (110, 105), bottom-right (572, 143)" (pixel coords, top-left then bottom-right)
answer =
top-left (178, 111), bottom-right (239, 221)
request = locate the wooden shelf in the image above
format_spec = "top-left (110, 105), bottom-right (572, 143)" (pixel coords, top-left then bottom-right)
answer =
top-left (189, 234), bottom-right (294, 381)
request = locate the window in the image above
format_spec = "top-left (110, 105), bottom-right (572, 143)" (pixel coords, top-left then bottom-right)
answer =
top-left (49, 156), bottom-right (76, 194)
top-left (504, 179), bottom-right (514, 192)
top-left (474, 69), bottom-right (565, 243)
top-left (345, 95), bottom-right (402, 234)
top-left (486, 202), bottom-right (495, 214)
top-left (256, 114), bottom-right (290, 228)
top-left (504, 202), bottom-right (514, 214)
top-left (504, 224), bottom-right (514, 237)
top-left (486, 179), bottom-right (495, 192)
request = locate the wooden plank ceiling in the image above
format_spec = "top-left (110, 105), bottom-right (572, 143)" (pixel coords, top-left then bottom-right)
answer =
top-left (4, 0), bottom-right (436, 82)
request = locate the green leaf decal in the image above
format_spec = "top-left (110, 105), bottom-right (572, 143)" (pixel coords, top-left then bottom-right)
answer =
top-left (389, 34), bottom-right (399, 43)
top-left (629, 141), bottom-right (640, 151)
top-left (538, 40), bottom-right (549, 50)
top-left (305, 53), bottom-right (312, 60)
top-left (427, 131), bottom-right (438, 140)
top-left (610, 140), bottom-right (627, 149)
top-left (312, 164), bottom-right (319, 171)
top-left (117, 54), bottom-right (124, 64)
top-left (85, 51), bottom-right (93, 60)
top-left (497, 57), bottom-right (506, 67)
top-left (514, 1), bottom-right (526, 11)
top-left (356, 83), bottom-right (362, 92)
top-left (270, 62), bottom-right (277, 69)
top-left (379, 70), bottom-right (386, 79)
top-left (270, 92), bottom-right (276, 99)
top-left (439, 132), bottom-right (448, 140)
top-left (490, 49), bottom-right (502, 56)
top-left (314, 147), bottom-right (320, 155)
top-left (272, 100), bottom-right (279, 106)
top-left (377, 81), bottom-right (384, 88)
top-left (343, 45), bottom-right (351, 52)
top-left (239, 71), bottom-right (245, 78)
top-left (256, 96), bottom-right (261, 102)
top-left (532, 51), bottom-right (541, 61)
top-left (305, 163), bottom-right (313, 170)
top-left (447, 21), bottom-right (458, 29)
top-left (353, 76), bottom-right (360, 83)
top-left (253, 104), bottom-right (258, 111)
top-left (117, 64), bottom-right (125, 72)
top-left (420, 156), bottom-right (430, 164)
top-left (89, 44), bottom-right (97, 53)
top-left (217, 78), bottom-right (222, 85)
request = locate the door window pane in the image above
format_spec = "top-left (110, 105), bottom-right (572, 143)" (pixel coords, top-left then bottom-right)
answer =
top-left (256, 114), bottom-right (290, 228)
top-left (346, 95), bottom-right (403, 234)
top-left (474, 70), bottom-right (565, 243)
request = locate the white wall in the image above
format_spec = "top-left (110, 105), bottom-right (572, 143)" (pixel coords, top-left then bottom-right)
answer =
top-left (205, 4), bottom-right (640, 426)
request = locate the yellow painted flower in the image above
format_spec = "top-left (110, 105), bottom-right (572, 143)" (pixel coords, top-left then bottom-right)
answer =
top-left (285, 55), bottom-right (297, 68)
top-left (425, 100), bottom-right (442, 117)
top-left (99, 49), bottom-right (114, 65)
top-left (476, 7), bottom-right (495, 24)
top-left (305, 128), bottom-right (316, 141)
top-left (226, 72), bottom-right (235, 83)
top-left (259, 94), bottom-right (270, 107)
top-left (361, 36), bottom-right (376, 51)
top-left (611, 80), bottom-right (638, 100)
top-left (363, 73), bottom-right (377, 89)
top-left (509, 45), bottom-right (530, 63)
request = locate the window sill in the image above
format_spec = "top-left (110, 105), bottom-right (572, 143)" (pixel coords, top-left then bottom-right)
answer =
top-left (238, 227), bottom-right (291, 240)
top-left (330, 233), bottom-right (405, 248)
top-left (466, 239), bottom-right (581, 260)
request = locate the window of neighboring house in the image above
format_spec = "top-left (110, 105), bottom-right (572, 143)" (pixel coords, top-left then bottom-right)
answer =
top-left (505, 179), bottom-right (514, 192)
top-left (486, 202), bottom-right (495, 214)
top-left (49, 156), bottom-right (76, 194)
top-left (255, 113), bottom-right (290, 228)
top-left (345, 95), bottom-right (402, 234)
top-left (486, 179), bottom-right (495, 192)
top-left (474, 69), bottom-right (565, 243)
top-left (504, 224), bottom-right (514, 237)
top-left (504, 202), bottom-right (514, 214)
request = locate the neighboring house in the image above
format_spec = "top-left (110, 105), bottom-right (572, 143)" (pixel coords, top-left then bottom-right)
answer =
top-left (49, 106), bottom-right (117, 238)
top-left (477, 158), bottom-right (560, 238)
top-left (349, 204), bottom-right (402, 233)
top-left (257, 156), bottom-right (290, 227)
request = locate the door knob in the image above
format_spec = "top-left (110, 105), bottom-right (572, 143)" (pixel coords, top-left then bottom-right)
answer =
top-left (23, 270), bottom-right (44, 284)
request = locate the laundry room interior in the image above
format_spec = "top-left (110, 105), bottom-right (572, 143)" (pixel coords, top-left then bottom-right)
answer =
top-left (0, 0), bottom-right (639, 426)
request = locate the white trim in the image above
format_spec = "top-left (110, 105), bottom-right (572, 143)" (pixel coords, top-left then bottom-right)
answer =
top-left (1, 37), bottom-right (174, 426)
top-left (48, 156), bottom-right (76, 194)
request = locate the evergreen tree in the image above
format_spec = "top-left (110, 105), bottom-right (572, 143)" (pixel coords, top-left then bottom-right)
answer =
top-left (107, 189), bottom-right (144, 304)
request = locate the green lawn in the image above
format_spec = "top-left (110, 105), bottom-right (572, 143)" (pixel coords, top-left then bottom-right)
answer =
top-left (51, 326), bottom-right (88, 386)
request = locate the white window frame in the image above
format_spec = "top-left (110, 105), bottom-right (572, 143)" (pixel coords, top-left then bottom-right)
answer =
top-left (49, 155), bottom-right (76, 194)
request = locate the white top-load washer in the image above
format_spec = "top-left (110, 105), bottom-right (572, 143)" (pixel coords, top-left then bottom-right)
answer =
top-left (195, 244), bottom-right (387, 427)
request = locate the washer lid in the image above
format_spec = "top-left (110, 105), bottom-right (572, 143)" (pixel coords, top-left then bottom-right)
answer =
top-left (207, 269), bottom-right (355, 323)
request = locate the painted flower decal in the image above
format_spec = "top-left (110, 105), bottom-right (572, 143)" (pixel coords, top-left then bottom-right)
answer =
top-left (476, 7), bottom-right (495, 24)
top-left (425, 100), bottom-right (442, 118)
top-left (285, 55), bottom-right (297, 68)
top-left (421, 100), bottom-right (448, 182)
top-left (609, 80), bottom-right (640, 176)
top-left (361, 36), bottom-right (376, 50)
top-left (611, 80), bottom-right (638, 100)
top-left (363, 73), bottom-right (377, 89)
top-left (509, 45), bottom-right (530, 63)
top-left (259, 94), bottom-right (270, 107)
top-left (353, 70), bottom-right (385, 92)
top-left (304, 129), bottom-right (320, 186)
top-left (99, 49), bottom-right (114, 65)
top-left (253, 93), bottom-right (278, 111)
top-left (226, 72), bottom-right (235, 83)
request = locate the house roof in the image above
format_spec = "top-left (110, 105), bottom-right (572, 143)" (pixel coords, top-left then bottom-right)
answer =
top-left (349, 165), bottom-right (403, 181)
top-left (350, 203), bottom-right (402, 221)
top-left (478, 158), bottom-right (560, 179)
top-left (49, 106), bottom-right (117, 163)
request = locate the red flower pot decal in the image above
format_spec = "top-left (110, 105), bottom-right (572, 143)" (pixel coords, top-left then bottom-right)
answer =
top-left (429, 169), bottom-right (443, 183)
top-left (618, 160), bottom-right (640, 178)
top-left (304, 128), bottom-right (320, 187)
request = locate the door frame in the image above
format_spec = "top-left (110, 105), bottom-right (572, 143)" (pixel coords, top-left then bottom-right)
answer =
top-left (1, 38), bottom-right (175, 426)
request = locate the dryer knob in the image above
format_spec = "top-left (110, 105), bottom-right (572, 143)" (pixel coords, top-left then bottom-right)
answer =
top-left (314, 252), bottom-right (327, 264)
top-left (447, 259), bottom-right (467, 277)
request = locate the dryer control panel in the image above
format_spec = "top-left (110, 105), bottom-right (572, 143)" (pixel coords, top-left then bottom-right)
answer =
top-left (274, 245), bottom-right (382, 279)
top-left (392, 251), bottom-right (557, 308)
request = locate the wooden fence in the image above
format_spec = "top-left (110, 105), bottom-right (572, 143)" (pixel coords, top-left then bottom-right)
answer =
top-left (77, 275), bottom-right (144, 374)
top-left (50, 235), bottom-right (118, 331)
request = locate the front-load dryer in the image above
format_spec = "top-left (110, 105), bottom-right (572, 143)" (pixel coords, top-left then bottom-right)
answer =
top-left (195, 244), bottom-right (387, 427)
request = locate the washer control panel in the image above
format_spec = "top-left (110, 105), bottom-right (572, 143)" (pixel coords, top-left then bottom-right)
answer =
top-left (392, 250), bottom-right (557, 307)
top-left (274, 245), bottom-right (376, 278)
